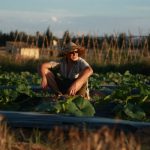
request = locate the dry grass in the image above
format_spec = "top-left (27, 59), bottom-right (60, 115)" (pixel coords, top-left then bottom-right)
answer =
top-left (47, 126), bottom-right (141, 150)
top-left (0, 123), bottom-right (142, 150)
top-left (1, 32), bottom-right (150, 67)
top-left (135, 127), bottom-right (150, 150)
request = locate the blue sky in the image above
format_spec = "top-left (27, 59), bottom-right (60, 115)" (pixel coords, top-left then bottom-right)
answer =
top-left (0, 0), bottom-right (150, 37)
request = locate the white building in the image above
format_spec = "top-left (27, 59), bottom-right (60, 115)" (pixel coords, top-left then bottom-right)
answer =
top-left (6, 41), bottom-right (39, 59)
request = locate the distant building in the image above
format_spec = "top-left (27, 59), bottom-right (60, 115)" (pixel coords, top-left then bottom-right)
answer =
top-left (6, 41), bottom-right (39, 59)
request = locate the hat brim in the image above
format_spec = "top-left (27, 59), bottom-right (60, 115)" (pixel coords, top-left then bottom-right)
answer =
top-left (58, 47), bottom-right (86, 57)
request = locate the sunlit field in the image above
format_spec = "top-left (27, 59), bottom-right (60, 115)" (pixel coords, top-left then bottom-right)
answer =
top-left (0, 31), bottom-right (150, 150)
top-left (0, 32), bottom-right (150, 74)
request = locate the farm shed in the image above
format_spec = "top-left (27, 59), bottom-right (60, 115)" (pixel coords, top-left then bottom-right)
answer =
top-left (20, 48), bottom-right (39, 59)
top-left (6, 41), bottom-right (39, 59)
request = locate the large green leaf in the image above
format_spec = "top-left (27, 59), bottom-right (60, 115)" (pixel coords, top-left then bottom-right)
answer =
top-left (124, 103), bottom-right (146, 120)
top-left (66, 101), bottom-right (83, 116)
top-left (66, 96), bottom-right (95, 117)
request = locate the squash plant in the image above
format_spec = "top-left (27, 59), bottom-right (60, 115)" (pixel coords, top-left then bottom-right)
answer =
top-left (35, 96), bottom-right (95, 117)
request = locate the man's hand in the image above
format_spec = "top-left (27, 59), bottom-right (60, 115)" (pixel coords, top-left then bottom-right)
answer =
top-left (41, 77), bottom-right (48, 89)
top-left (67, 81), bottom-right (80, 96)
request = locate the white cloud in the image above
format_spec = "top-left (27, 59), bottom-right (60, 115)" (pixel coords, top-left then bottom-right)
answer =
top-left (51, 16), bottom-right (58, 22)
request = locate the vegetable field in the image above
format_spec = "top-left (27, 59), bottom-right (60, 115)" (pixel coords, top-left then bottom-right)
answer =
top-left (0, 71), bottom-right (150, 122)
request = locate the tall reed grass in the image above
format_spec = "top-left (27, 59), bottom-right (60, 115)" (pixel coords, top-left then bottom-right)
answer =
top-left (0, 32), bottom-right (150, 74)
top-left (0, 124), bottom-right (141, 150)
top-left (84, 34), bottom-right (150, 65)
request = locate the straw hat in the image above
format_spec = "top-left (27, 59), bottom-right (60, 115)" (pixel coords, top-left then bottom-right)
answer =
top-left (61, 42), bottom-right (86, 56)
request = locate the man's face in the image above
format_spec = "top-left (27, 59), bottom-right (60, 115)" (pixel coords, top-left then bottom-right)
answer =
top-left (66, 49), bottom-right (79, 61)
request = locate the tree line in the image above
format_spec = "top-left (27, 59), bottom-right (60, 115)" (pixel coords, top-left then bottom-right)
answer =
top-left (0, 28), bottom-right (150, 50)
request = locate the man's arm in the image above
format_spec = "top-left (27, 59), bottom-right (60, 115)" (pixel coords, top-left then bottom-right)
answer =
top-left (40, 61), bottom-right (60, 89)
top-left (67, 66), bottom-right (93, 96)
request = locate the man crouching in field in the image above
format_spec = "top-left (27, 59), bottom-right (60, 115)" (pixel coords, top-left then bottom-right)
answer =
top-left (39, 42), bottom-right (93, 100)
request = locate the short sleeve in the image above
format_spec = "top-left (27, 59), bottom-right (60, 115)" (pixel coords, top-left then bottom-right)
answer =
top-left (79, 57), bottom-right (90, 70)
top-left (49, 60), bottom-right (60, 68)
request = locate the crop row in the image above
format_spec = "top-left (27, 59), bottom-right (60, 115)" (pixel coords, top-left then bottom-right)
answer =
top-left (0, 71), bottom-right (150, 121)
